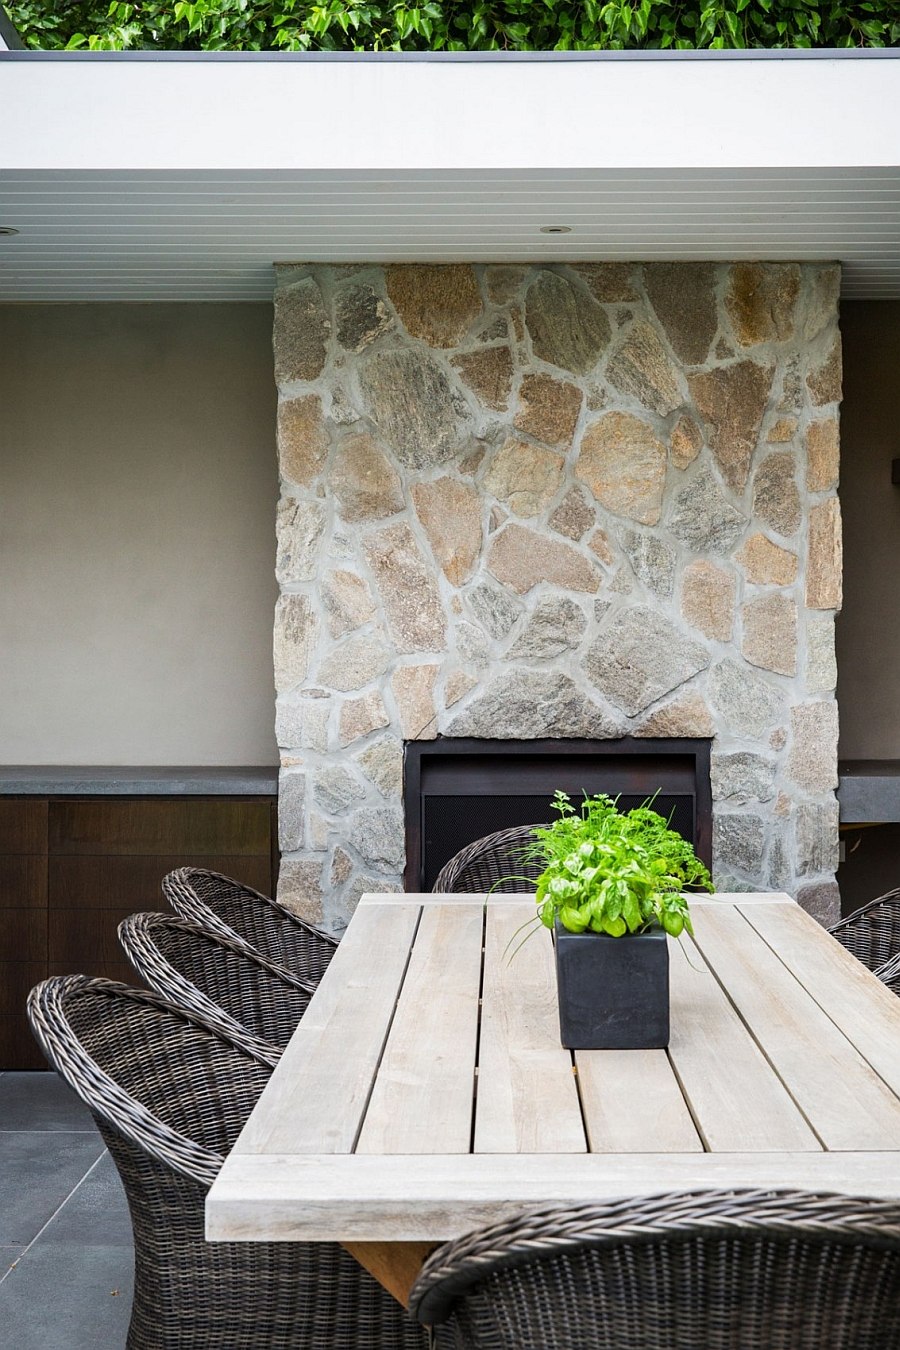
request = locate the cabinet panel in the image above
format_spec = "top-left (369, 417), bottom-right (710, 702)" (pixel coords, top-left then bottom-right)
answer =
top-left (50, 854), bottom-right (273, 910)
top-left (0, 1015), bottom-right (47, 1070)
top-left (49, 799), bottom-right (272, 857)
top-left (0, 800), bottom-right (48, 854)
top-left (0, 909), bottom-right (47, 963)
top-left (0, 855), bottom-right (48, 909)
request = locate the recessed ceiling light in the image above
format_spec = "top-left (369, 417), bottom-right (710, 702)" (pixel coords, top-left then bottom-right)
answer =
top-left (0, 227), bottom-right (20, 237)
top-left (539, 225), bottom-right (572, 234)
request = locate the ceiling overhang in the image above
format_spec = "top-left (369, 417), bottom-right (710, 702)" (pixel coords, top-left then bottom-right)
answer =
top-left (2, 51), bottom-right (899, 300)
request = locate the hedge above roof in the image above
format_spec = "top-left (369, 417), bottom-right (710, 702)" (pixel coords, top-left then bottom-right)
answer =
top-left (8, 0), bottom-right (900, 52)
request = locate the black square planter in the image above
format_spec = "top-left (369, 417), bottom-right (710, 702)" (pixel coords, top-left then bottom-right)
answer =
top-left (554, 920), bottom-right (670, 1050)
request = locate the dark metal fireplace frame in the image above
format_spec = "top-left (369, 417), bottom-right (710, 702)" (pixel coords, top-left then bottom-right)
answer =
top-left (403, 736), bottom-right (712, 892)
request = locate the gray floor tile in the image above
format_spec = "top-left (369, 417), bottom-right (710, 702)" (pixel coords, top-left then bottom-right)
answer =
top-left (0, 1072), bottom-right (95, 1132)
top-left (0, 1131), bottom-right (106, 1245)
top-left (0, 1239), bottom-right (133, 1350)
top-left (44, 1151), bottom-right (133, 1247)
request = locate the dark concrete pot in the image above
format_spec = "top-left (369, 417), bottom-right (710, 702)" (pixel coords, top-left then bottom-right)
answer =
top-left (554, 919), bottom-right (670, 1050)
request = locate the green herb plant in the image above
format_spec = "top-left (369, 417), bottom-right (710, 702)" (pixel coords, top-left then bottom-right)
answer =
top-left (526, 790), bottom-right (712, 940)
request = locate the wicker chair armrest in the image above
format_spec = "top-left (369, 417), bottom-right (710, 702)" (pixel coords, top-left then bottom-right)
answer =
top-left (163, 867), bottom-right (338, 953)
top-left (408, 1188), bottom-right (900, 1326)
top-left (118, 915), bottom-right (283, 1069)
top-left (829, 887), bottom-right (900, 937)
top-left (28, 976), bottom-right (225, 1188)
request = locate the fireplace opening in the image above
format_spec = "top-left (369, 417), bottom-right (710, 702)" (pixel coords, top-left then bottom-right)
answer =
top-left (404, 737), bottom-right (712, 892)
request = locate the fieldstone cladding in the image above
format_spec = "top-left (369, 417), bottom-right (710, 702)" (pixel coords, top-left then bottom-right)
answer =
top-left (272, 262), bottom-right (842, 930)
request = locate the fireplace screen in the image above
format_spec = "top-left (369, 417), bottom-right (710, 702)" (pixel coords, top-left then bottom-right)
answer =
top-left (404, 737), bottom-right (712, 892)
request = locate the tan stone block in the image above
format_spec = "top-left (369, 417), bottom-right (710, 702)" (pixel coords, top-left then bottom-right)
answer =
top-left (525, 271), bottom-right (611, 375)
top-left (587, 530), bottom-right (616, 567)
top-left (741, 593), bottom-right (798, 677)
top-left (753, 452), bottom-right (801, 537)
top-left (412, 477), bottom-right (482, 585)
top-left (514, 372), bottom-right (583, 448)
top-left (796, 881), bottom-right (840, 928)
top-left (574, 263), bottom-right (638, 303)
top-left (576, 412), bottom-right (667, 526)
top-left (680, 561), bottom-right (736, 642)
top-left (445, 670), bottom-right (478, 708)
top-left (386, 264), bottom-right (482, 346)
top-left (273, 277), bottom-right (329, 384)
top-left (391, 664), bottom-right (440, 739)
top-left (688, 360), bottom-right (775, 491)
top-left (735, 533), bottom-right (798, 586)
top-left (277, 858), bottom-right (325, 925)
top-left (364, 523), bottom-right (447, 652)
top-left (485, 266), bottom-right (527, 304)
top-left (725, 263), bottom-right (800, 346)
top-left (806, 419), bottom-right (840, 492)
top-left (549, 489), bottom-right (595, 541)
top-left (775, 790), bottom-right (792, 815)
top-left (338, 691), bottom-right (390, 746)
top-left (634, 693), bottom-right (715, 739)
top-left (331, 432), bottom-right (404, 523)
top-left (451, 346), bottom-right (514, 411)
top-left (355, 735), bottom-right (403, 798)
top-left (606, 320), bottom-right (682, 416)
top-left (643, 263), bottom-right (717, 365)
top-left (807, 335), bottom-right (843, 405)
top-left (277, 395), bottom-right (330, 487)
top-left (767, 416), bottom-right (798, 443)
top-left (670, 414), bottom-right (703, 470)
top-left (771, 730), bottom-right (788, 753)
top-left (331, 847), bottom-right (353, 887)
top-left (273, 594), bottom-right (317, 692)
top-left (459, 445), bottom-right (486, 476)
top-left (488, 523), bottom-right (599, 595)
top-left (275, 497), bottom-right (326, 585)
top-left (322, 569), bottom-right (376, 638)
top-left (483, 437), bottom-right (565, 518)
top-left (317, 632), bottom-right (392, 692)
top-left (806, 498), bottom-right (843, 610)
top-left (788, 700), bottom-right (839, 793)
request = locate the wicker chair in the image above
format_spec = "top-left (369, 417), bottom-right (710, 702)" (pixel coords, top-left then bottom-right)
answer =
top-left (27, 975), bottom-right (428, 1350)
top-left (409, 1189), bottom-right (900, 1349)
top-left (433, 825), bottom-right (548, 894)
top-left (829, 887), bottom-right (900, 986)
top-left (119, 912), bottom-right (315, 1065)
top-left (162, 866), bottom-right (338, 983)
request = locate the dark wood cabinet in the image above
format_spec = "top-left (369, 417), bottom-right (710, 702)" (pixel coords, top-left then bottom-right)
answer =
top-left (0, 795), bottom-right (277, 1069)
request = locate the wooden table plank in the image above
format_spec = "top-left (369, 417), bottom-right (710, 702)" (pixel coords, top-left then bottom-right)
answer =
top-left (232, 902), bottom-right (421, 1156)
top-left (667, 934), bottom-right (819, 1153)
top-left (208, 1150), bottom-right (900, 1243)
top-left (739, 899), bottom-right (900, 1099)
top-left (692, 904), bottom-right (900, 1150)
top-left (474, 902), bottom-right (585, 1154)
top-left (575, 1048), bottom-right (702, 1153)
top-left (356, 903), bottom-right (483, 1155)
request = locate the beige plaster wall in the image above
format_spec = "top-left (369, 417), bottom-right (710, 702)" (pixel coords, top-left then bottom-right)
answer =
top-left (0, 303), bottom-right (279, 766)
top-left (836, 301), bottom-right (900, 761)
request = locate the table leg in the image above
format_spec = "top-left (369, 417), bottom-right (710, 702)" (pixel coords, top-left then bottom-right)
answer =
top-left (343, 1241), bottom-right (437, 1307)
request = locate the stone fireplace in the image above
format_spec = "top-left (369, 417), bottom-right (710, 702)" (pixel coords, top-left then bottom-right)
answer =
top-left (271, 261), bottom-right (842, 931)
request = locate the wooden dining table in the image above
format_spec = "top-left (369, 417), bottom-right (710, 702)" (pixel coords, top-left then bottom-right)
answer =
top-left (206, 890), bottom-right (900, 1305)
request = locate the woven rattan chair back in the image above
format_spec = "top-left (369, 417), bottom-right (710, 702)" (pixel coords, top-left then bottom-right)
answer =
top-left (162, 866), bottom-right (338, 983)
top-left (119, 912), bottom-right (315, 1065)
top-left (433, 824), bottom-right (548, 893)
top-left (27, 975), bottom-right (428, 1350)
top-left (830, 887), bottom-right (900, 984)
top-left (409, 1189), bottom-right (900, 1349)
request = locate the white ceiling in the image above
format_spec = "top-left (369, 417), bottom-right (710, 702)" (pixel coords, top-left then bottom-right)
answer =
top-left (2, 53), bottom-right (900, 302)
top-left (1, 168), bottom-right (899, 302)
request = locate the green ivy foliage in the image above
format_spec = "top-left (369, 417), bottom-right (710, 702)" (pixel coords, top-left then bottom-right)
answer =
top-left (8, 1), bottom-right (900, 52)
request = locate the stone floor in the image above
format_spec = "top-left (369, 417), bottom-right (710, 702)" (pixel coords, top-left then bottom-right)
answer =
top-left (0, 1072), bottom-right (134, 1349)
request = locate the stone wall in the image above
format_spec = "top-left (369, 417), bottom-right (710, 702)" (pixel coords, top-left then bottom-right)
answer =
top-left (272, 261), bottom-right (842, 930)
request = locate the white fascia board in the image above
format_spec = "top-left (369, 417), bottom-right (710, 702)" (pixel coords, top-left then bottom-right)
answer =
top-left (2, 54), bottom-right (900, 173)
